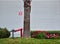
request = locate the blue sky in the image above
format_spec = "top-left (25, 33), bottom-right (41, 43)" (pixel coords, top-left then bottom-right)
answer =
top-left (0, 0), bottom-right (60, 31)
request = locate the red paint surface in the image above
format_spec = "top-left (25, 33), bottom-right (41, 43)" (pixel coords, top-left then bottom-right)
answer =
top-left (18, 11), bottom-right (22, 16)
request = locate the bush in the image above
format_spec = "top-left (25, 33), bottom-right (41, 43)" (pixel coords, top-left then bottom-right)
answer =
top-left (31, 31), bottom-right (47, 39)
top-left (49, 34), bottom-right (60, 39)
top-left (47, 31), bottom-right (60, 35)
top-left (0, 28), bottom-right (10, 38)
top-left (31, 31), bottom-right (60, 39)
top-left (31, 31), bottom-right (41, 38)
top-left (35, 32), bottom-right (46, 39)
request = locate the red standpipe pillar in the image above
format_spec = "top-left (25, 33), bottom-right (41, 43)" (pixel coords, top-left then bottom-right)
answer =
top-left (20, 29), bottom-right (22, 37)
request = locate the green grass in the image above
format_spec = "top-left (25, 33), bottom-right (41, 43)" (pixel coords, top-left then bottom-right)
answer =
top-left (0, 38), bottom-right (60, 44)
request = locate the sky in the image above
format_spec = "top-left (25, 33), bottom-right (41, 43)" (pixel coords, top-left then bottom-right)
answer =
top-left (0, 0), bottom-right (60, 31)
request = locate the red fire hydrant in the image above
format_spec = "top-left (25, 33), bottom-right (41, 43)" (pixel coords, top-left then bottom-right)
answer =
top-left (20, 28), bottom-right (22, 37)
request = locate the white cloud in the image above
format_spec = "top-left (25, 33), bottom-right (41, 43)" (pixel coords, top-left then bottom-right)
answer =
top-left (32, 0), bottom-right (59, 1)
top-left (31, 29), bottom-right (60, 31)
top-left (0, 0), bottom-right (22, 1)
top-left (0, 0), bottom-right (58, 1)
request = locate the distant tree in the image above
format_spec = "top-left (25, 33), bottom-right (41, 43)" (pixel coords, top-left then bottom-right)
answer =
top-left (0, 27), bottom-right (10, 38)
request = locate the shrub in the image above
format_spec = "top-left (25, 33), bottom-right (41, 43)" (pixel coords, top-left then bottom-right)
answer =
top-left (0, 28), bottom-right (10, 38)
top-left (47, 31), bottom-right (60, 35)
top-left (31, 31), bottom-right (41, 38)
top-left (49, 34), bottom-right (60, 39)
top-left (31, 31), bottom-right (48, 39)
top-left (31, 31), bottom-right (60, 39)
top-left (35, 32), bottom-right (46, 39)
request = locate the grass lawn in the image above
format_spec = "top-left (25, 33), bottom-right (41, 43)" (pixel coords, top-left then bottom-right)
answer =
top-left (0, 38), bottom-right (60, 44)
